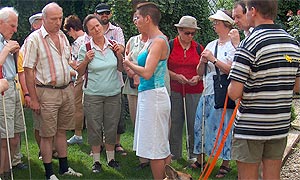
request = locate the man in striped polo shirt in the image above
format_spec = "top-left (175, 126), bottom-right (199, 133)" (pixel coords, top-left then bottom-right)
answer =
top-left (23, 2), bottom-right (82, 180)
top-left (228, 0), bottom-right (300, 179)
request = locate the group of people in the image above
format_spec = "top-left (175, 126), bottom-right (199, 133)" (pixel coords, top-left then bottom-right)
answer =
top-left (0, 0), bottom-right (299, 180)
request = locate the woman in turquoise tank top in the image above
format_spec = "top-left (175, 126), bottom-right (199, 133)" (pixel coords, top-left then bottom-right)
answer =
top-left (123, 2), bottom-right (171, 179)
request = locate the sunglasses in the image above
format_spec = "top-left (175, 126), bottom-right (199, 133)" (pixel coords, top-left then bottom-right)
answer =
top-left (97, 11), bottom-right (110, 16)
top-left (183, 31), bottom-right (196, 36)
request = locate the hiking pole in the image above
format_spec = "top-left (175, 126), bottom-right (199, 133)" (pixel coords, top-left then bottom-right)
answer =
top-left (0, 74), bottom-right (14, 180)
top-left (201, 64), bottom-right (207, 171)
top-left (16, 76), bottom-right (32, 180)
top-left (182, 84), bottom-right (190, 160)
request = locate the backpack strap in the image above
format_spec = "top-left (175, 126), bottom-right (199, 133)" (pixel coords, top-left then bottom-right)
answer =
top-left (168, 39), bottom-right (174, 54)
top-left (169, 38), bottom-right (203, 56)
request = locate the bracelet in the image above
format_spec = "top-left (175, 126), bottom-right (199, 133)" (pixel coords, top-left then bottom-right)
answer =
top-left (24, 93), bottom-right (30, 97)
top-left (213, 58), bottom-right (218, 64)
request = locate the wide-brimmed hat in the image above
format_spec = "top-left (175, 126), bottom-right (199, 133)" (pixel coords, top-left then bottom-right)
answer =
top-left (95, 3), bottom-right (111, 14)
top-left (29, 13), bottom-right (42, 25)
top-left (174, 16), bottom-right (200, 30)
top-left (208, 10), bottom-right (234, 25)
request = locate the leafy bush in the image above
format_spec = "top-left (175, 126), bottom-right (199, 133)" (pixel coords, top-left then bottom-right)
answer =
top-left (287, 13), bottom-right (300, 41)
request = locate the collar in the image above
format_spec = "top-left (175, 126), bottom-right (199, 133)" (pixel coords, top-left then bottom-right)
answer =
top-left (40, 25), bottom-right (65, 38)
top-left (252, 24), bottom-right (280, 33)
top-left (90, 36), bottom-right (111, 51)
top-left (0, 33), bottom-right (5, 44)
top-left (175, 36), bottom-right (197, 49)
top-left (104, 22), bottom-right (117, 34)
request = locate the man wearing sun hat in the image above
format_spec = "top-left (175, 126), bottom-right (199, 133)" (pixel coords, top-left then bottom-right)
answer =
top-left (228, 0), bottom-right (300, 179)
top-left (168, 15), bottom-right (204, 163)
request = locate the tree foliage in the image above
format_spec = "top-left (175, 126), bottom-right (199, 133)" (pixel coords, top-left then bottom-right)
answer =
top-left (0, 0), bottom-right (298, 46)
top-left (0, 0), bottom-right (215, 46)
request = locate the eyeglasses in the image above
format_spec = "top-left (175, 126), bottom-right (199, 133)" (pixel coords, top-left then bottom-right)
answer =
top-left (133, 16), bottom-right (138, 22)
top-left (97, 11), bottom-right (110, 16)
top-left (212, 21), bottom-right (220, 25)
top-left (183, 31), bottom-right (196, 36)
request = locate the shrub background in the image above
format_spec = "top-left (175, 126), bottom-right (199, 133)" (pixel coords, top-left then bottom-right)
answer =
top-left (0, 0), bottom-right (298, 47)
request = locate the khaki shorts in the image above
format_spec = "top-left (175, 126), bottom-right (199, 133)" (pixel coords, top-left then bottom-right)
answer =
top-left (0, 80), bottom-right (24, 138)
top-left (84, 93), bottom-right (121, 146)
top-left (37, 85), bottom-right (75, 137)
top-left (232, 137), bottom-right (287, 163)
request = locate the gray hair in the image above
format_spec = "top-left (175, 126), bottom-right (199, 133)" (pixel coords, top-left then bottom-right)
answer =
top-left (0, 7), bottom-right (18, 22)
top-left (42, 2), bottom-right (62, 18)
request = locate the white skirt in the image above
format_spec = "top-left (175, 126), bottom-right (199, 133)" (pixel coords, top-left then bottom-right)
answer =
top-left (133, 87), bottom-right (171, 159)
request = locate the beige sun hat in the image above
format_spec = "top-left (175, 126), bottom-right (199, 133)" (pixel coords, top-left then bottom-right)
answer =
top-left (174, 15), bottom-right (200, 29)
top-left (208, 10), bottom-right (234, 25)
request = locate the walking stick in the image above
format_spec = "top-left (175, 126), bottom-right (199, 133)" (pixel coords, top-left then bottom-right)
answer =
top-left (201, 64), bottom-right (207, 171)
top-left (182, 84), bottom-right (190, 160)
top-left (0, 67), bottom-right (14, 180)
top-left (15, 76), bottom-right (32, 180)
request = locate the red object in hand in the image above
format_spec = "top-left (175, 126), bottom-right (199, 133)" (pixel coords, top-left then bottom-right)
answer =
top-left (84, 42), bottom-right (91, 88)
top-left (85, 42), bottom-right (91, 51)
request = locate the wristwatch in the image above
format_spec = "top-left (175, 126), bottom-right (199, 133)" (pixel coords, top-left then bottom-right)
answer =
top-left (213, 58), bottom-right (218, 64)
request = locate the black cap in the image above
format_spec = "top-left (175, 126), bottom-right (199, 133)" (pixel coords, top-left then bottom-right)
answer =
top-left (95, 3), bottom-right (111, 13)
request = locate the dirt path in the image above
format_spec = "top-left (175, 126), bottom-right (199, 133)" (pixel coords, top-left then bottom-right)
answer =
top-left (281, 99), bottom-right (300, 179)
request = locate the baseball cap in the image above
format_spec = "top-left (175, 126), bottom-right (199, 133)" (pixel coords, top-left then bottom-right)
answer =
top-left (95, 3), bottom-right (110, 14)
top-left (29, 13), bottom-right (42, 26)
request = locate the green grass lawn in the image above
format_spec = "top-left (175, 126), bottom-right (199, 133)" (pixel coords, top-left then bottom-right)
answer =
top-left (14, 108), bottom-right (238, 179)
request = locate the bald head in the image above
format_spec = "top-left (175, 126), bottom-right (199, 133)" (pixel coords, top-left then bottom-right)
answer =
top-left (42, 2), bottom-right (63, 34)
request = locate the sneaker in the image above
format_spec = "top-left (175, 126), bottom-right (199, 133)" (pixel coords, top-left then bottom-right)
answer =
top-left (67, 135), bottom-right (83, 145)
top-left (47, 174), bottom-right (59, 180)
top-left (38, 151), bottom-right (42, 160)
top-left (92, 162), bottom-right (102, 173)
top-left (60, 167), bottom-right (82, 177)
top-left (107, 159), bottom-right (120, 169)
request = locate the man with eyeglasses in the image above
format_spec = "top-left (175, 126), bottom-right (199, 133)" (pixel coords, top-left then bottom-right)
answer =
top-left (94, 3), bottom-right (128, 157)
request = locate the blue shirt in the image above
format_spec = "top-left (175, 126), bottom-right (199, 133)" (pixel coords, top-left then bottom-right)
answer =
top-left (0, 34), bottom-right (17, 80)
top-left (137, 48), bottom-right (167, 92)
top-left (78, 37), bottom-right (121, 96)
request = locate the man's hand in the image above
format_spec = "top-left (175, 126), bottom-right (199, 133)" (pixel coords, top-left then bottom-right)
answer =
top-left (30, 99), bottom-right (40, 115)
top-left (5, 40), bottom-right (20, 54)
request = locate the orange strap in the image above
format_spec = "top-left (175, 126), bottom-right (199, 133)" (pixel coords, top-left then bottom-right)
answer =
top-left (198, 93), bottom-right (240, 180)
top-left (39, 31), bottom-right (57, 85)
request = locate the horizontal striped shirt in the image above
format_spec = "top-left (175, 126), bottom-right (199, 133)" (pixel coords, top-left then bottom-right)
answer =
top-left (229, 24), bottom-right (300, 140)
top-left (23, 26), bottom-right (71, 87)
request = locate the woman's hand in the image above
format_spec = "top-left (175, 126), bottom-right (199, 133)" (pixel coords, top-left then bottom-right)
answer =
top-left (188, 75), bottom-right (201, 86)
top-left (201, 49), bottom-right (214, 63)
top-left (175, 74), bottom-right (189, 84)
top-left (85, 50), bottom-right (94, 63)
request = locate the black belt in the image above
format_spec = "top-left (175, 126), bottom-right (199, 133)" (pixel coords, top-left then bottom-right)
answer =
top-left (36, 83), bottom-right (70, 89)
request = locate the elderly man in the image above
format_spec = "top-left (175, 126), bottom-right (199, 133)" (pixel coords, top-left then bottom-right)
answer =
top-left (0, 7), bottom-right (24, 179)
top-left (23, 2), bottom-right (82, 180)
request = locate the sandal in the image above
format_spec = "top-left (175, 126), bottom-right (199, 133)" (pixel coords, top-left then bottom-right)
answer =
top-left (186, 161), bottom-right (206, 170)
top-left (215, 165), bottom-right (232, 178)
top-left (115, 144), bottom-right (127, 156)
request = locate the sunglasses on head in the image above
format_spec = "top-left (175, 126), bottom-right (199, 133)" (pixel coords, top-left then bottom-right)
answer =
top-left (183, 31), bottom-right (196, 36)
top-left (97, 11), bottom-right (110, 15)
